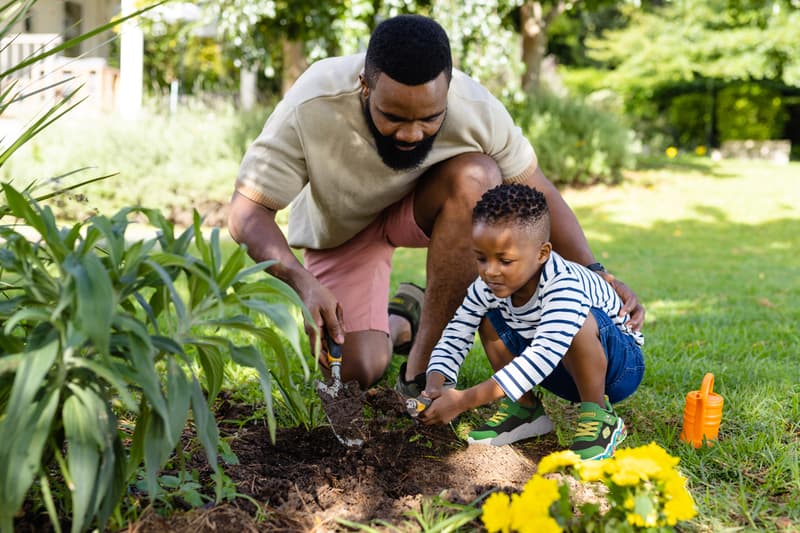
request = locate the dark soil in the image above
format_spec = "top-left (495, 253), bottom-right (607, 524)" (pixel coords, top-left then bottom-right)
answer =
top-left (128, 386), bottom-right (563, 532)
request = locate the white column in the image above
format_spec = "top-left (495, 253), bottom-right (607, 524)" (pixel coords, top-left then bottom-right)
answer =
top-left (240, 67), bottom-right (257, 111)
top-left (118, 0), bottom-right (143, 119)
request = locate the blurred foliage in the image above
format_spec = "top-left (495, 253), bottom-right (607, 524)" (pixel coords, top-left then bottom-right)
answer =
top-left (716, 82), bottom-right (789, 141)
top-left (510, 90), bottom-right (634, 186)
top-left (585, 0), bottom-right (800, 147)
top-left (140, 19), bottom-right (236, 94)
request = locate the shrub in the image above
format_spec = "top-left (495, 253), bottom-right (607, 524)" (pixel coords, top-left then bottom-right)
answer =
top-left (667, 92), bottom-right (713, 148)
top-left (510, 91), bottom-right (635, 187)
top-left (716, 83), bottom-right (788, 141)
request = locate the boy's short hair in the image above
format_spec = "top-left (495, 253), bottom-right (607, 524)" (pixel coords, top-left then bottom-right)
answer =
top-left (364, 15), bottom-right (453, 88)
top-left (473, 183), bottom-right (550, 236)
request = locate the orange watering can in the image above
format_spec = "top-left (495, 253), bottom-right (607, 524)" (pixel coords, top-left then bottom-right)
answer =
top-left (680, 373), bottom-right (724, 448)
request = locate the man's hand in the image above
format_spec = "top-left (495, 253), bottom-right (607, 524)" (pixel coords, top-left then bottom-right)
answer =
top-left (418, 388), bottom-right (466, 425)
top-left (600, 272), bottom-right (645, 331)
top-left (294, 274), bottom-right (345, 364)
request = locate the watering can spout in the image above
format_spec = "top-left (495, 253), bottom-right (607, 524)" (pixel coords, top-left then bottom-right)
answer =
top-left (680, 372), bottom-right (724, 448)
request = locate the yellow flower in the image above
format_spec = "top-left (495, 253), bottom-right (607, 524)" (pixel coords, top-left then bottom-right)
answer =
top-left (482, 492), bottom-right (512, 533)
top-left (627, 510), bottom-right (658, 528)
top-left (576, 458), bottom-right (609, 481)
top-left (695, 145), bottom-right (707, 156)
top-left (615, 442), bottom-right (679, 477)
top-left (537, 450), bottom-right (581, 474)
top-left (662, 471), bottom-right (697, 524)
top-left (521, 475), bottom-right (561, 507)
top-left (510, 476), bottom-right (560, 530)
top-left (666, 146), bottom-right (678, 158)
top-left (516, 515), bottom-right (563, 533)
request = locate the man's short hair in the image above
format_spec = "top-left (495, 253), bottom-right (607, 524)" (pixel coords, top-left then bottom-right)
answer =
top-left (473, 184), bottom-right (551, 237)
top-left (364, 15), bottom-right (452, 88)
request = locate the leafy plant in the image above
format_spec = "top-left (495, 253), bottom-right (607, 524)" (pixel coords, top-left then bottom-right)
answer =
top-left (0, 190), bottom-right (310, 532)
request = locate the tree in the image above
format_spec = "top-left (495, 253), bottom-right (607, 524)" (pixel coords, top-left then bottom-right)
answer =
top-left (587, 0), bottom-right (800, 145)
top-left (517, 0), bottom-right (621, 92)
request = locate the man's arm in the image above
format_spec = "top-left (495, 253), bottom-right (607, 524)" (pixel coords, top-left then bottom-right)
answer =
top-left (227, 191), bottom-right (345, 346)
top-left (525, 166), bottom-right (645, 330)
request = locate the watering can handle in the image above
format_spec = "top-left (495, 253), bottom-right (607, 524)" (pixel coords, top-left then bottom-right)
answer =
top-left (700, 373), bottom-right (715, 400)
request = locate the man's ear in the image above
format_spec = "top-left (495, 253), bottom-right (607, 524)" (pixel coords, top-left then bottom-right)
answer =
top-left (358, 72), bottom-right (369, 99)
top-left (538, 241), bottom-right (552, 264)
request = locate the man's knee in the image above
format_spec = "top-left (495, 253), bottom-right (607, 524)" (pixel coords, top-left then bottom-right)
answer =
top-left (438, 153), bottom-right (502, 197)
top-left (415, 153), bottom-right (502, 229)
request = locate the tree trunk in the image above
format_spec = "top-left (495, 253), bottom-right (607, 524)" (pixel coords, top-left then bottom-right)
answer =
top-left (281, 39), bottom-right (307, 95)
top-left (520, 1), bottom-right (568, 93)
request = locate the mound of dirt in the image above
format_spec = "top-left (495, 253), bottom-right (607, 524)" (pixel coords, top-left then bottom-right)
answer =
top-left (130, 386), bottom-right (562, 532)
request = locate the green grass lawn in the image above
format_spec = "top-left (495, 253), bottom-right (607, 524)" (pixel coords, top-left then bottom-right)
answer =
top-left (389, 158), bottom-right (799, 531)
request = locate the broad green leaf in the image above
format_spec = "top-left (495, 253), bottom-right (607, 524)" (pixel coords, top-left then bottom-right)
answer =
top-left (141, 409), bottom-right (171, 499)
top-left (215, 244), bottom-right (248, 290)
top-left (194, 345), bottom-right (225, 400)
top-left (63, 254), bottom-right (114, 355)
top-left (164, 358), bottom-right (191, 446)
top-left (122, 328), bottom-right (168, 423)
top-left (1, 183), bottom-right (46, 235)
top-left (189, 378), bottom-right (219, 484)
top-left (228, 343), bottom-right (277, 443)
top-left (3, 307), bottom-right (50, 335)
top-left (239, 300), bottom-right (303, 359)
top-left (67, 357), bottom-right (138, 412)
top-left (0, 341), bottom-right (60, 525)
top-left (87, 216), bottom-right (125, 272)
top-left (62, 394), bottom-right (101, 533)
top-left (143, 260), bottom-right (187, 325)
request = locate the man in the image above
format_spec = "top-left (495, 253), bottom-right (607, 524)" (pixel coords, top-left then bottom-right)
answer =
top-left (227, 14), bottom-right (644, 393)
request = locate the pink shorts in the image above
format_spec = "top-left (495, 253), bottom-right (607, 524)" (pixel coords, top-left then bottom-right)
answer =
top-left (303, 192), bottom-right (430, 335)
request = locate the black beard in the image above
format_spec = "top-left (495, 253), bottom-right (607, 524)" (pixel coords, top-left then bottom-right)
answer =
top-left (363, 99), bottom-right (438, 171)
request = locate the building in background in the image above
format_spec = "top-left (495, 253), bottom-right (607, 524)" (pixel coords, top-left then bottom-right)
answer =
top-left (1, 0), bottom-right (125, 119)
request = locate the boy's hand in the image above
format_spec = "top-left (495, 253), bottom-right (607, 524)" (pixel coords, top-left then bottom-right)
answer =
top-left (423, 371), bottom-right (447, 400)
top-left (419, 388), bottom-right (466, 425)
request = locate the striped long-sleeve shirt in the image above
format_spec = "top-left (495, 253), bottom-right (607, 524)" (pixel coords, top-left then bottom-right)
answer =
top-left (427, 251), bottom-right (644, 402)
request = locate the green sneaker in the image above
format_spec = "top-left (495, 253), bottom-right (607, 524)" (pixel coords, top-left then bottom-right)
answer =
top-left (569, 399), bottom-right (627, 460)
top-left (468, 396), bottom-right (553, 446)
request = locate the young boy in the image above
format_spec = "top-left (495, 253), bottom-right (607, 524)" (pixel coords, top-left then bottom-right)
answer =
top-left (417, 183), bottom-right (644, 460)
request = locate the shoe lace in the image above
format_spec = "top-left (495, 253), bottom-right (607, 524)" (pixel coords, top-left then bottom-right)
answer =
top-left (487, 402), bottom-right (514, 424)
top-left (574, 418), bottom-right (601, 439)
top-left (487, 409), bottom-right (510, 424)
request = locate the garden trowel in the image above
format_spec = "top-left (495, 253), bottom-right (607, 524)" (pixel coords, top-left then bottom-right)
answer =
top-left (315, 334), bottom-right (365, 448)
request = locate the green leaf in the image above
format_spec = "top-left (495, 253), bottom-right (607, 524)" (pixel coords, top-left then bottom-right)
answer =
top-left (62, 393), bottom-right (102, 533)
top-left (67, 357), bottom-right (138, 413)
top-left (63, 254), bottom-right (115, 355)
top-left (189, 378), bottom-right (220, 496)
top-left (165, 358), bottom-right (191, 446)
top-left (143, 260), bottom-right (187, 325)
top-left (195, 345), bottom-right (225, 400)
top-left (228, 343), bottom-right (277, 443)
top-left (0, 340), bottom-right (61, 525)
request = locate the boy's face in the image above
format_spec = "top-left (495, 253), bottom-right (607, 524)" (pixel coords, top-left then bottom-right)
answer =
top-left (472, 221), bottom-right (551, 304)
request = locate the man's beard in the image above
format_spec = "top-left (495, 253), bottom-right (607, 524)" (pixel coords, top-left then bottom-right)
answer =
top-left (363, 99), bottom-right (439, 171)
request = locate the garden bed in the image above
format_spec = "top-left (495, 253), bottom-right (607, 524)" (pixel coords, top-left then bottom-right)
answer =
top-left (129, 386), bottom-right (561, 531)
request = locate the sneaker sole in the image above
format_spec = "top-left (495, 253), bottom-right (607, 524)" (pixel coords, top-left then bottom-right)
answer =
top-left (580, 419), bottom-right (627, 461)
top-left (467, 415), bottom-right (554, 446)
